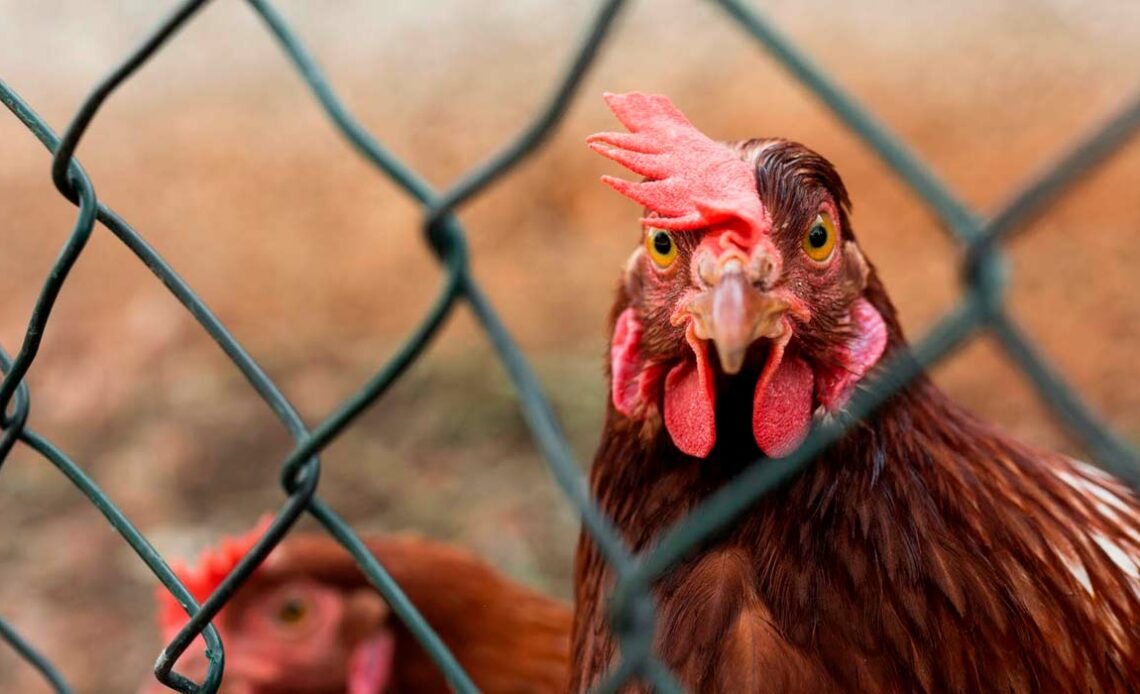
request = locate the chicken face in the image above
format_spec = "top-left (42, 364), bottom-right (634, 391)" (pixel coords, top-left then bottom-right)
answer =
top-left (593, 93), bottom-right (887, 459)
top-left (217, 578), bottom-right (394, 694)
top-left (145, 521), bottom-right (394, 694)
top-left (143, 579), bottom-right (392, 694)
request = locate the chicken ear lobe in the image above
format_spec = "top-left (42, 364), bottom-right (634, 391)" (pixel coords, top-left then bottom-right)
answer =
top-left (663, 327), bottom-right (717, 458)
top-left (752, 339), bottom-right (814, 458)
top-left (815, 297), bottom-right (888, 411)
top-left (348, 630), bottom-right (396, 694)
top-left (611, 307), bottom-right (656, 417)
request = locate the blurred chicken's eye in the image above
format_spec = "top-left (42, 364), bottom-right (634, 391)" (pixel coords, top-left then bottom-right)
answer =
top-left (646, 229), bottom-right (678, 268)
top-left (803, 212), bottom-right (837, 262)
top-left (277, 598), bottom-right (309, 626)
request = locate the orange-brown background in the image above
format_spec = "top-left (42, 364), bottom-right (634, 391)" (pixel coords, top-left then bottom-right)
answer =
top-left (2, 1), bottom-right (1139, 691)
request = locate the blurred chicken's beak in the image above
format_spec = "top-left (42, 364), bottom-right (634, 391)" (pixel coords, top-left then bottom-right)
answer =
top-left (689, 259), bottom-right (789, 375)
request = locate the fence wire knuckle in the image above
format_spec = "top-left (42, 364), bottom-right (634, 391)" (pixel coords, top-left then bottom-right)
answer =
top-left (1, 0), bottom-right (1138, 692)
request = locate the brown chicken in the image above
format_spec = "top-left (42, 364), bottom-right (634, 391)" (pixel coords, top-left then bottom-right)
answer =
top-left (140, 519), bottom-right (571, 693)
top-left (571, 92), bottom-right (1140, 691)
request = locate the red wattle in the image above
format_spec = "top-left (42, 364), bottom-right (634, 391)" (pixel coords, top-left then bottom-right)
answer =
top-left (752, 351), bottom-right (814, 458)
top-left (664, 331), bottom-right (716, 457)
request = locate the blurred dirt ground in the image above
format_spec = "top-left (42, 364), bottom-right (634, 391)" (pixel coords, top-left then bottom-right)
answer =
top-left (2, 1), bottom-right (1139, 691)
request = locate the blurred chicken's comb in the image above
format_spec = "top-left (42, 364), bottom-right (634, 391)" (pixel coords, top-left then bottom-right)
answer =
top-left (156, 514), bottom-right (275, 639)
top-left (588, 92), bottom-right (765, 236)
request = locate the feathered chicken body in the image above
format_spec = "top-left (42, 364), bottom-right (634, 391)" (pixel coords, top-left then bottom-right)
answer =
top-left (145, 522), bottom-right (572, 693)
top-left (572, 92), bottom-right (1140, 691)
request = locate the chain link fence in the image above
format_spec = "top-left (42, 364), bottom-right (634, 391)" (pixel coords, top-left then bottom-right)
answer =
top-left (2, 0), bottom-right (1139, 692)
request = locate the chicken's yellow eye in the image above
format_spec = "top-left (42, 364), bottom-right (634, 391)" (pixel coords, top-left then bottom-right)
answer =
top-left (277, 598), bottom-right (309, 626)
top-left (646, 229), bottom-right (678, 268)
top-left (803, 212), bottom-right (837, 262)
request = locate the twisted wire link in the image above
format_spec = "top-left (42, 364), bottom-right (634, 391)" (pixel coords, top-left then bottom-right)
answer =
top-left (1, 0), bottom-right (1138, 692)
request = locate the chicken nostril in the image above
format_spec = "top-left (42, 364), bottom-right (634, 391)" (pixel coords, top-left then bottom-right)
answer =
top-left (697, 245), bottom-right (779, 291)
top-left (696, 253), bottom-right (719, 288)
top-left (750, 248), bottom-right (779, 290)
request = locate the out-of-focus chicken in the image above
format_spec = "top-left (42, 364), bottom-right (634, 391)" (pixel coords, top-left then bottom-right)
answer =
top-left (571, 91), bottom-right (1140, 691)
top-left (140, 519), bottom-right (571, 693)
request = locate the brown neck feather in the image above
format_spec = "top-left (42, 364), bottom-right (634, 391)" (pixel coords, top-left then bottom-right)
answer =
top-left (579, 259), bottom-right (1140, 688)
top-left (579, 286), bottom-right (1140, 689)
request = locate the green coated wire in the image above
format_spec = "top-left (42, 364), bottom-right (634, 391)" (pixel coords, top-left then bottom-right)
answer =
top-left (990, 314), bottom-right (1140, 485)
top-left (625, 296), bottom-right (988, 595)
top-left (2, 4), bottom-right (477, 690)
top-left (48, 0), bottom-right (212, 202)
top-left (0, 103), bottom-right (97, 418)
top-left (712, 0), bottom-right (982, 243)
top-left (20, 426), bottom-right (228, 694)
top-left (0, 617), bottom-right (73, 693)
top-left (247, 0), bottom-right (638, 574)
top-left (982, 90), bottom-right (1140, 244)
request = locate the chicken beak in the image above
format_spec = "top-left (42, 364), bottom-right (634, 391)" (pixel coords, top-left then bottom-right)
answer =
top-left (690, 261), bottom-right (789, 375)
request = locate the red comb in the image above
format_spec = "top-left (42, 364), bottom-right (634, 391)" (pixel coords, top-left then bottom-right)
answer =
top-left (156, 514), bottom-right (275, 640)
top-left (588, 92), bottom-right (765, 235)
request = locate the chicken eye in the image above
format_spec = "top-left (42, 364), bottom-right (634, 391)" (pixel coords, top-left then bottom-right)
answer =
top-left (803, 212), bottom-right (837, 262)
top-left (645, 229), bottom-right (678, 268)
top-left (277, 598), bottom-right (309, 626)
